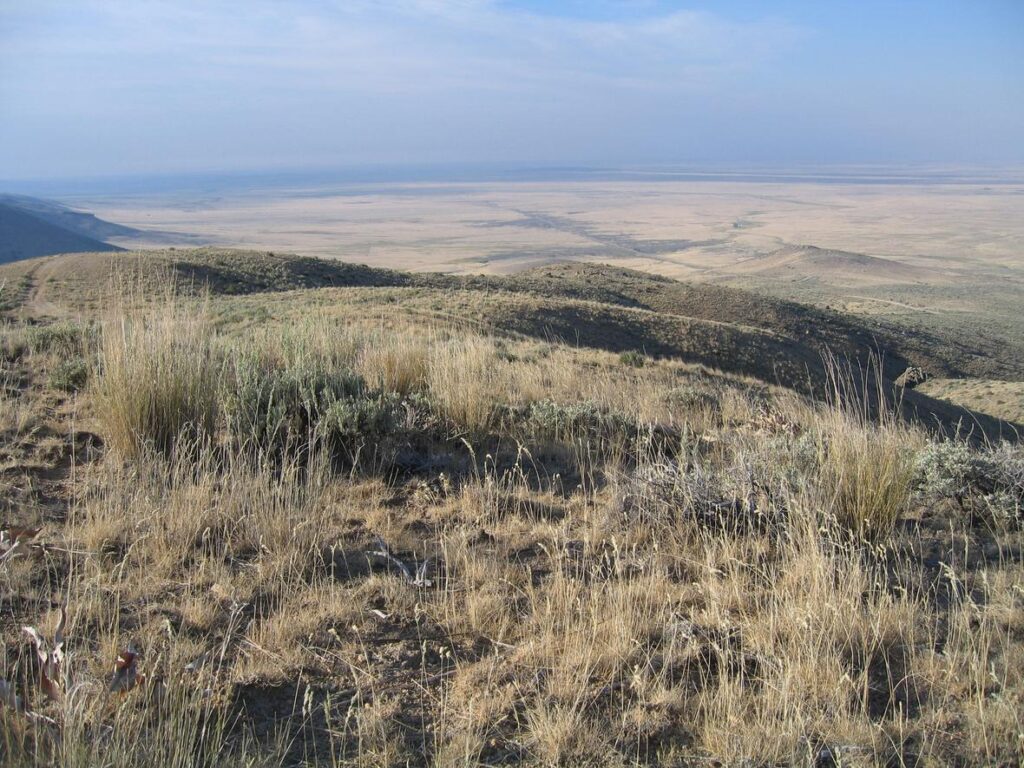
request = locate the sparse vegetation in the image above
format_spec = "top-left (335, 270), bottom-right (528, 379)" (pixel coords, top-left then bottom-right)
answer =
top-left (915, 438), bottom-right (1024, 524)
top-left (47, 356), bottom-right (88, 391)
top-left (0, 254), bottom-right (1022, 766)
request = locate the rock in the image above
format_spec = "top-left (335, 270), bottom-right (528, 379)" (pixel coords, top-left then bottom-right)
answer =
top-left (895, 366), bottom-right (928, 389)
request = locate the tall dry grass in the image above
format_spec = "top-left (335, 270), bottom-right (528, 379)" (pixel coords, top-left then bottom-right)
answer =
top-left (815, 413), bottom-right (917, 539)
top-left (427, 336), bottom-right (505, 434)
top-left (813, 353), bottom-right (919, 539)
top-left (356, 332), bottom-right (431, 396)
top-left (91, 298), bottom-right (220, 458)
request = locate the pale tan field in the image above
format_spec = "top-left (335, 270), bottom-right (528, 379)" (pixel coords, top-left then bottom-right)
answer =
top-left (79, 180), bottom-right (1024, 279)
top-left (77, 179), bottom-right (1024, 339)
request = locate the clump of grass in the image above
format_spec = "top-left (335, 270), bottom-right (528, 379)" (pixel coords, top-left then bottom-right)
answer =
top-left (92, 299), bottom-right (221, 458)
top-left (814, 354), bottom-right (918, 539)
top-left (816, 416), bottom-right (916, 539)
top-left (427, 336), bottom-right (503, 434)
top-left (0, 370), bottom-right (38, 436)
top-left (356, 332), bottom-right (430, 396)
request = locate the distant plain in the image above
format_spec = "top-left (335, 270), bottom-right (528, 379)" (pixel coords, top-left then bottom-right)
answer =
top-left (69, 175), bottom-right (1024, 404)
top-left (71, 175), bottom-right (1024, 285)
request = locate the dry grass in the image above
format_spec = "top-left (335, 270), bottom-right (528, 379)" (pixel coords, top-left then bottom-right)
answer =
top-left (426, 336), bottom-right (507, 434)
top-left (91, 297), bottom-right (220, 458)
top-left (918, 377), bottom-right (1024, 424)
top-left (810, 354), bottom-right (921, 540)
top-left (815, 411), bottom-right (918, 540)
top-left (1, 291), bottom-right (1022, 767)
top-left (0, 370), bottom-right (38, 438)
top-left (356, 331), bottom-right (431, 397)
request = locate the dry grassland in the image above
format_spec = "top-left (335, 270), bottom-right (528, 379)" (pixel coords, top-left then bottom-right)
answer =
top-left (1, 269), bottom-right (1022, 765)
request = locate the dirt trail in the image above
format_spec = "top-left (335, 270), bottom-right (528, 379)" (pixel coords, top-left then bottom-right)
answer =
top-left (845, 295), bottom-right (941, 314)
top-left (1, 380), bottom-right (100, 526)
top-left (18, 261), bottom-right (65, 319)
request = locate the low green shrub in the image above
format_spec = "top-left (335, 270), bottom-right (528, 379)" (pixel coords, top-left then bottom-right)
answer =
top-left (0, 321), bottom-right (91, 362)
top-left (221, 352), bottom-right (365, 458)
top-left (665, 385), bottom-right (720, 414)
top-left (515, 399), bottom-right (634, 444)
top-left (914, 440), bottom-right (975, 500)
top-left (619, 350), bottom-right (646, 368)
top-left (28, 321), bottom-right (94, 357)
top-left (318, 391), bottom-right (407, 463)
top-left (915, 440), bottom-right (1023, 523)
top-left (49, 357), bottom-right (89, 392)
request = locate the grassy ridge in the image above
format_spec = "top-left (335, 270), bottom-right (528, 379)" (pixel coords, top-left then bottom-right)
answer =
top-left (8, 248), bottom-right (1022, 380)
top-left (2, 249), bottom-right (1021, 441)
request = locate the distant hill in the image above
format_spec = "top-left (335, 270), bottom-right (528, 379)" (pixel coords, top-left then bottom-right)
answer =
top-left (5, 246), bottom-right (1022, 381)
top-left (0, 202), bottom-right (123, 264)
top-left (730, 244), bottom-right (938, 286)
top-left (0, 193), bottom-right (144, 241)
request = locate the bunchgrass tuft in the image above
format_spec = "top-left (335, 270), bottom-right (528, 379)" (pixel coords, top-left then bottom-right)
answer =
top-left (92, 295), bottom-right (220, 458)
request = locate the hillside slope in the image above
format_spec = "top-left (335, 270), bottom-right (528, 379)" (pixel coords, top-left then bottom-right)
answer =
top-left (11, 248), bottom-right (1018, 382)
top-left (3, 248), bottom-right (1018, 440)
top-left (3, 280), bottom-right (1021, 766)
top-left (0, 193), bottom-right (144, 241)
top-left (0, 202), bottom-right (122, 264)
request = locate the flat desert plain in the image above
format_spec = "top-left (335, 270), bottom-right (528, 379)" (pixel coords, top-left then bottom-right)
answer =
top-left (72, 177), bottom-right (1024, 380)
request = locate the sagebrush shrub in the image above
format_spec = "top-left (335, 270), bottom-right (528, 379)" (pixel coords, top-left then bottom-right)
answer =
top-left (665, 384), bottom-right (720, 414)
top-left (915, 439), bottom-right (1024, 523)
top-left (518, 399), bottom-right (632, 444)
top-left (619, 350), bottom-right (645, 368)
top-left (221, 351), bottom-right (365, 458)
top-left (49, 357), bottom-right (89, 392)
top-left (28, 321), bottom-right (94, 357)
top-left (914, 440), bottom-right (975, 499)
top-left (318, 392), bottom-right (407, 463)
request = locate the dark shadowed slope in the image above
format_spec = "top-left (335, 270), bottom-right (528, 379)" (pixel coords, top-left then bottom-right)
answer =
top-left (0, 202), bottom-right (123, 263)
top-left (0, 194), bottom-right (204, 247)
top-left (0, 194), bottom-right (144, 241)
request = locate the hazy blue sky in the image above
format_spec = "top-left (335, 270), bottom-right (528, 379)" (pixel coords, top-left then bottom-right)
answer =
top-left (1, 0), bottom-right (1022, 179)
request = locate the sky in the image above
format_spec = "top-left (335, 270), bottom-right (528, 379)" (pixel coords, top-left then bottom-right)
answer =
top-left (1, 0), bottom-right (1022, 180)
